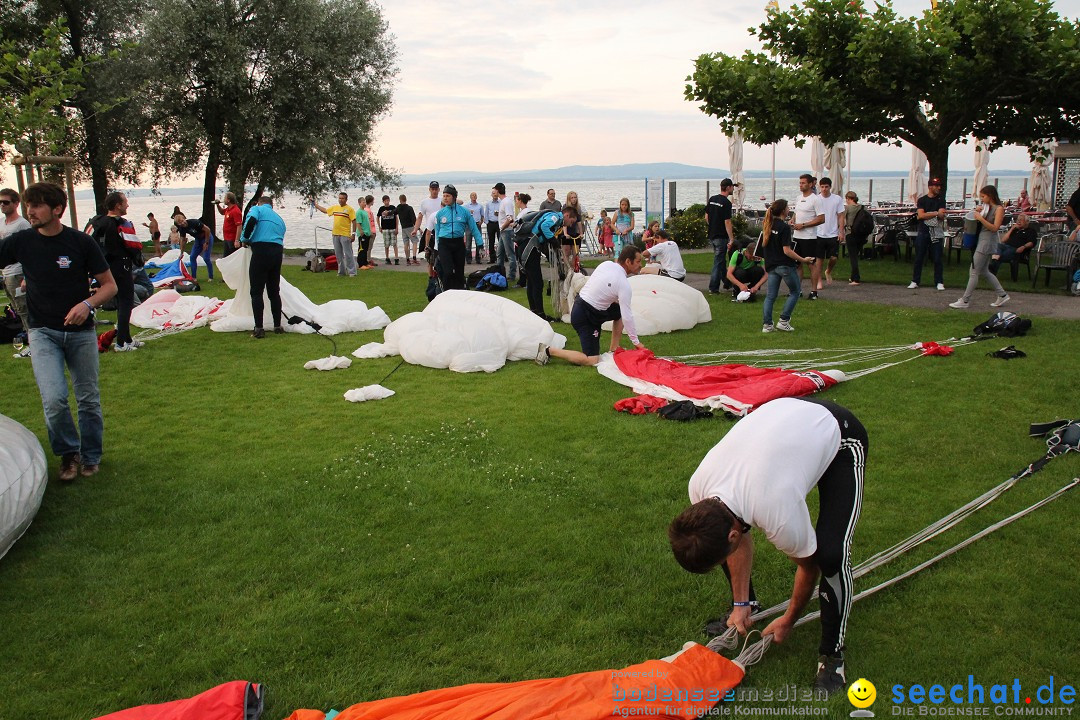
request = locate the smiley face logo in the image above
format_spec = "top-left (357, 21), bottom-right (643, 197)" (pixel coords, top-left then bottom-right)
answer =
top-left (848, 678), bottom-right (876, 709)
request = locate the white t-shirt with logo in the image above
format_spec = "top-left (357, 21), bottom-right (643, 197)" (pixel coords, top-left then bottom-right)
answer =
top-left (688, 398), bottom-right (842, 559)
top-left (816, 193), bottom-right (845, 238)
top-left (647, 240), bottom-right (685, 279)
top-left (419, 196), bottom-right (443, 233)
top-left (498, 196), bottom-right (515, 229)
top-left (792, 193), bottom-right (824, 239)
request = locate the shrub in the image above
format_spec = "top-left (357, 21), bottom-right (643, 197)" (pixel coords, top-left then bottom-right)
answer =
top-left (666, 212), bottom-right (708, 249)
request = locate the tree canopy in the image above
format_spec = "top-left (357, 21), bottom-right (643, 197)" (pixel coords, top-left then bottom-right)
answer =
top-left (685, 0), bottom-right (1080, 190)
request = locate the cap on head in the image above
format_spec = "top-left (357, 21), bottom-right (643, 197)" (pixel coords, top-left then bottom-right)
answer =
top-left (429, 181), bottom-right (440, 189)
top-left (720, 178), bottom-right (734, 189)
top-left (928, 178), bottom-right (943, 187)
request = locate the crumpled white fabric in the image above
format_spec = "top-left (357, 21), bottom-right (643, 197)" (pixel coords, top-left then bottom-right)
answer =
top-left (129, 290), bottom-right (227, 329)
top-left (353, 343), bottom-right (391, 359)
top-left (1, 414), bottom-right (47, 561)
top-left (600, 274), bottom-right (712, 335)
top-left (143, 249), bottom-right (184, 268)
top-left (211, 248), bottom-right (391, 334)
top-left (304, 355), bottom-right (353, 371)
top-left (361, 290), bottom-right (567, 373)
top-left (344, 385), bottom-right (396, 402)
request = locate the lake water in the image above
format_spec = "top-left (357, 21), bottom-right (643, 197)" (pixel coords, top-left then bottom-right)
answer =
top-left (71, 176), bottom-right (1031, 250)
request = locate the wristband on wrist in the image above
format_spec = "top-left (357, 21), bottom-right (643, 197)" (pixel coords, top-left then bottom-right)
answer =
top-left (83, 300), bottom-right (94, 312)
top-left (732, 601), bottom-right (752, 607)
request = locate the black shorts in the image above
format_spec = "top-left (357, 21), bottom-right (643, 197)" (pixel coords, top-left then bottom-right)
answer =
top-left (570, 297), bottom-right (621, 357)
top-left (793, 236), bottom-right (817, 258)
top-left (816, 236), bottom-right (840, 259)
top-left (151, 231), bottom-right (161, 242)
top-left (657, 269), bottom-right (685, 282)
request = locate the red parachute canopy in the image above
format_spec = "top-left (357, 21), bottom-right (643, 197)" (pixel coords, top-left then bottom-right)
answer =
top-left (93, 681), bottom-right (262, 720)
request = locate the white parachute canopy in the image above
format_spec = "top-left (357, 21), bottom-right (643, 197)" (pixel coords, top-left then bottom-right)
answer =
top-left (599, 274), bottom-right (712, 336)
top-left (211, 247), bottom-right (390, 334)
top-left (354, 290), bottom-right (567, 373)
top-left (0, 414), bottom-right (47, 561)
top-left (130, 290), bottom-right (226, 330)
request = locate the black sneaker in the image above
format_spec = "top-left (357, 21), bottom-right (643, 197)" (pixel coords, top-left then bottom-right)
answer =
top-left (814, 653), bottom-right (846, 695)
top-left (273, 326), bottom-right (285, 334)
top-left (251, 328), bottom-right (265, 339)
top-left (808, 291), bottom-right (819, 300)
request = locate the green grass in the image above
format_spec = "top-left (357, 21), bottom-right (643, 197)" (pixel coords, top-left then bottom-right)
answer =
top-left (1, 268), bottom-right (1078, 718)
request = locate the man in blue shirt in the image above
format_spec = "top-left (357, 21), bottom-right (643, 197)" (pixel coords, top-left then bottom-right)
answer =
top-left (433, 184), bottom-right (483, 290)
top-left (240, 196), bottom-right (287, 338)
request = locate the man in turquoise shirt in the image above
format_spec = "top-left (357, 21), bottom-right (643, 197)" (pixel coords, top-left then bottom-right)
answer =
top-left (433, 184), bottom-right (483, 290)
top-left (241, 196), bottom-right (287, 338)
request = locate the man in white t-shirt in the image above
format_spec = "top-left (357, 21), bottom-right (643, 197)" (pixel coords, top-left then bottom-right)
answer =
top-left (640, 231), bottom-right (685, 281)
top-left (668, 397), bottom-right (868, 695)
top-left (791, 174), bottom-right (825, 299)
top-left (815, 177), bottom-right (845, 291)
top-left (495, 183), bottom-right (517, 281)
top-left (413, 181), bottom-right (444, 266)
top-left (1, 187), bottom-right (33, 357)
top-left (537, 245), bottom-right (645, 366)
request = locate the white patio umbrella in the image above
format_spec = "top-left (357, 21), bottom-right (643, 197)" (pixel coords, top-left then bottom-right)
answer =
top-left (810, 138), bottom-right (826, 181)
top-left (1029, 140), bottom-right (1055, 211)
top-left (908, 146), bottom-right (927, 205)
top-left (972, 138), bottom-right (990, 201)
top-left (825, 144), bottom-right (846, 196)
top-left (727, 130), bottom-right (746, 209)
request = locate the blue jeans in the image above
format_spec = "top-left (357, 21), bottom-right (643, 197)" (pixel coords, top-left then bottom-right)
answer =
top-left (911, 229), bottom-right (943, 286)
top-left (189, 234), bottom-right (214, 280)
top-left (709, 237), bottom-right (729, 292)
top-left (763, 265), bottom-right (801, 325)
top-left (499, 229), bottom-right (517, 279)
top-left (28, 327), bottom-right (103, 464)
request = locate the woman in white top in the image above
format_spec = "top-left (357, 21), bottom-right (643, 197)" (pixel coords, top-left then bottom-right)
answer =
top-left (949, 185), bottom-right (1009, 309)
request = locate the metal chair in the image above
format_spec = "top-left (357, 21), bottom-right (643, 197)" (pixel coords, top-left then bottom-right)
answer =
top-left (1032, 238), bottom-right (1079, 289)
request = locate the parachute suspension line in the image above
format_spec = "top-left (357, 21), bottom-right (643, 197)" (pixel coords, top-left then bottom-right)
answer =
top-left (707, 477), bottom-right (1079, 658)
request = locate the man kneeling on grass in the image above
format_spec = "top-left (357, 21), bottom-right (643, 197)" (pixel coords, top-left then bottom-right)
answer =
top-left (535, 245), bottom-right (645, 366)
top-left (667, 397), bottom-right (868, 695)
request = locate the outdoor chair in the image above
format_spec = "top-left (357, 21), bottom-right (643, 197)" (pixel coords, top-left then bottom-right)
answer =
top-left (945, 215), bottom-right (967, 264)
top-left (1032, 238), bottom-right (1079, 289)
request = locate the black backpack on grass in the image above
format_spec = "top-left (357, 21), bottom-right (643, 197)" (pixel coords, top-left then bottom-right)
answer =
top-left (974, 312), bottom-right (1031, 338)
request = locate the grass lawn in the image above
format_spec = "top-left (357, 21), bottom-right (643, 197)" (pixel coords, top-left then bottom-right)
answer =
top-left (1, 267), bottom-right (1078, 718)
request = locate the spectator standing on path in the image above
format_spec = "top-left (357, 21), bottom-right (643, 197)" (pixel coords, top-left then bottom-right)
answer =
top-left (414, 181), bottom-right (442, 262)
top-left (396, 195), bottom-right (418, 265)
top-left (791, 174), bottom-right (825, 300)
top-left (463, 192), bottom-right (486, 264)
top-left (89, 192), bottom-right (141, 352)
top-left (240, 196), bottom-right (287, 338)
top-left (142, 212), bottom-right (162, 256)
top-left (0, 182), bottom-right (117, 481)
top-left (950, 185), bottom-right (1010, 310)
top-left (434, 185), bottom-right (483, 291)
top-left (613, 197), bottom-right (634, 257)
top-left (378, 195), bottom-right (400, 266)
top-left (706, 179), bottom-right (736, 293)
top-left (761, 198), bottom-right (814, 333)
top-left (356, 196), bottom-right (376, 270)
top-left (908, 177), bottom-right (947, 292)
top-left (172, 208), bottom-right (215, 281)
top-left (215, 192), bottom-right (243, 257)
top-left (313, 192), bottom-right (357, 276)
top-left (486, 187), bottom-right (502, 264)
top-left (1, 188), bottom-right (32, 357)
top-left (538, 188), bottom-right (562, 213)
top-left (815, 178), bottom-right (844, 291)
top-left (500, 188), bottom-right (523, 282)
top-left (843, 192), bottom-right (872, 285)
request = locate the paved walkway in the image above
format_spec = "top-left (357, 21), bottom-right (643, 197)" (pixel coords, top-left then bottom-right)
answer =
top-left (284, 253), bottom-right (1080, 320)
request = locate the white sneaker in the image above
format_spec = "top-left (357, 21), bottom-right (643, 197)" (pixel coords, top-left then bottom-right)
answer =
top-left (114, 342), bottom-right (139, 352)
top-left (762, 324), bottom-right (775, 333)
top-left (907, 282), bottom-right (918, 289)
top-left (948, 299), bottom-right (970, 309)
top-left (776, 319), bottom-right (795, 332)
top-left (990, 294), bottom-right (1010, 308)
top-left (936, 283), bottom-right (945, 291)
top-left (130, 339), bottom-right (146, 348)
top-left (12, 346), bottom-right (31, 358)
top-left (534, 342), bottom-right (549, 366)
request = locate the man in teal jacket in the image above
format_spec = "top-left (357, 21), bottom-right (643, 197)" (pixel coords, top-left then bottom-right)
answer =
top-left (433, 184), bottom-right (483, 290)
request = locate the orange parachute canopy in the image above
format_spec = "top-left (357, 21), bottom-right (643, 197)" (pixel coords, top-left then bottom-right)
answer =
top-left (286, 643), bottom-right (744, 720)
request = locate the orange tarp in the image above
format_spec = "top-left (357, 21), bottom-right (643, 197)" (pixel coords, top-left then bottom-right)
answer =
top-left (286, 643), bottom-right (744, 720)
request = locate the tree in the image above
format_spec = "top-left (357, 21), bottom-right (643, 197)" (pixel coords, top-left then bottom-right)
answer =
top-left (0, 19), bottom-right (85, 170)
top-left (141, 0), bottom-right (398, 228)
top-left (685, 0), bottom-right (1080, 193)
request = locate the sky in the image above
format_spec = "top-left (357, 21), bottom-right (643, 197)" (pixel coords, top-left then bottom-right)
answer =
top-left (5, 0), bottom-right (1077, 190)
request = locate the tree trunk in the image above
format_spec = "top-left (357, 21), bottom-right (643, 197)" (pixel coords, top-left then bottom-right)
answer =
top-left (61, 5), bottom-right (110, 215)
top-left (243, 181), bottom-right (264, 215)
top-left (201, 142), bottom-right (222, 232)
top-left (924, 143), bottom-right (951, 200)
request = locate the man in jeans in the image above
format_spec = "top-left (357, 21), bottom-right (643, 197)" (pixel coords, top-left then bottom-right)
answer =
top-left (705, 179), bottom-right (735, 293)
top-left (908, 177), bottom-right (947, 291)
top-left (0, 183), bottom-right (117, 481)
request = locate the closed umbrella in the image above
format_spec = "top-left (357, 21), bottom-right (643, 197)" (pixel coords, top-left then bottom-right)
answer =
top-left (908, 146), bottom-right (927, 205)
top-left (727, 130), bottom-right (746, 209)
top-left (1029, 140), bottom-right (1055, 211)
top-left (810, 138), bottom-right (825, 181)
top-left (972, 138), bottom-right (990, 202)
top-left (825, 144), bottom-right (846, 196)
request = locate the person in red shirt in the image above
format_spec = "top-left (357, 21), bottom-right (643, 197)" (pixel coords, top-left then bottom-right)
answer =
top-left (215, 192), bottom-right (243, 256)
